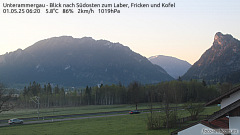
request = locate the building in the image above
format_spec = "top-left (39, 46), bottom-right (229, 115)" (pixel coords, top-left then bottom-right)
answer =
top-left (171, 86), bottom-right (240, 135)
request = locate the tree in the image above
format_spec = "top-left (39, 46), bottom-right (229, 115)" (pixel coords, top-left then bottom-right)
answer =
top-left (217, 82), bottom-right (232, 95)
top-left (128, 81), bottom-right (142, 110)
top-left (59, 87), bottom-right (65, 106)
top-left (146, 85), bottom-right (162, 130)
top-left (184, 102), bottom-right (205, 120)
top-left (202, 79), bottom-right (207, 87)
top-left (85, 86), bottom-right (92, 105)
top-left (161, 82), bottom-right (171, 129)
top-left (46, 83), bottom-right (52, 107)
top-left (30, 96), bottom-right (40, 119)
top-left (177, 76), bottom-right (182, 82)
top-left (158, 82), bottom-right (179, 129)
top-left (0, 84), bottom-right (14, 113)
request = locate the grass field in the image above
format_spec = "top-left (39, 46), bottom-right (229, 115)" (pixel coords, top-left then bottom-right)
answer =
top-left (0, 113), bottom-right (173, 135)
top-left (0, 104), bottom-right (220, 135)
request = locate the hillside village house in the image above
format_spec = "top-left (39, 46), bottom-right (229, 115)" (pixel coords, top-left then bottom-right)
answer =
top-left (171, 86), bottom-right (240, 135)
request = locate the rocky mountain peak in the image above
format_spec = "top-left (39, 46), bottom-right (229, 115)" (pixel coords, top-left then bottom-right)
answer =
top-left (213, 32), bottom-right (234, 47)
top-left (214, 32), bottom-right (224, 40)
top-left (183, 32), bottom-right (240, 84)
top-left (211, 32), bottom-right (239, 59)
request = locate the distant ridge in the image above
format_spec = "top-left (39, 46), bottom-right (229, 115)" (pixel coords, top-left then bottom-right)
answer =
top-left (149, 55), bottom-right (191, 79)
top-left (0, 36), bottom-right (173, 88)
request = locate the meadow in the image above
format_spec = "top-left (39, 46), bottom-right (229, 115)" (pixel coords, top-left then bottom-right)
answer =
top-left (0, 104), bottom-right (220, 135)
top-left (0, 104), bottom-right (159, 120)
top-left (1, 113), bottom-right (174, 135)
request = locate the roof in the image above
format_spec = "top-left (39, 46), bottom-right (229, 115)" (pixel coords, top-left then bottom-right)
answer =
top-left (205, 85), bottom-right (240, 106)
top-left (171, 117), bottom-right (229, 135)
top-left (207, 99), bottom-right (240, 122)
top-left (202, 117), bottom-right (229, 129)
top-left (171, 121), bottom-right (201, 135)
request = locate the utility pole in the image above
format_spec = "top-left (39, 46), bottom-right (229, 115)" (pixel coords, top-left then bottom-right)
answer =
top-left (31, 96), bottom-right (40, 119)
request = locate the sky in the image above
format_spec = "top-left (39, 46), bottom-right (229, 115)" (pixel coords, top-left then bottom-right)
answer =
top-left (0, 0), bottom-right (240, 64)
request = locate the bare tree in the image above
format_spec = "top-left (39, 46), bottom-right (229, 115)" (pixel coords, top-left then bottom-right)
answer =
top-left (161, 82), bottom-right (178, 129)
top-left (128, 81), bottom-right (142, 110)
top-left (184, 102), bottom-right (205, 120)
top-left (30, 96), bottom-right (40, 119)
top-left (0, 84), bottom-right (14, 113)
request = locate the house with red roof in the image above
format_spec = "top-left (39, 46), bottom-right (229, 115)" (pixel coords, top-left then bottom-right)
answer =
top-left (171, 86), bottom-right (240, 135)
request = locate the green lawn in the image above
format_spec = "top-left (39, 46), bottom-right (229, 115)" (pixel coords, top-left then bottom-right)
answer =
top-left (0, 113), bottom-right (173, 135)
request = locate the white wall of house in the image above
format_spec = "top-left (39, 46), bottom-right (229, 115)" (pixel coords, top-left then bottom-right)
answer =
top-left (221, 90), bottom-right (240, 109)
top-left (178, 124), bottom-right (223, 135)
top-left (229, 117), bottom-right (240, 135)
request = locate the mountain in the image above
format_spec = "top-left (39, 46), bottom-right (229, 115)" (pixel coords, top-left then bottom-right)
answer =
top-left (182, 32), bottom-right (240, 83)
top-left (148, 55), bottom-right (191, 79)
top-left (0, 36), bottom-right (173, 87)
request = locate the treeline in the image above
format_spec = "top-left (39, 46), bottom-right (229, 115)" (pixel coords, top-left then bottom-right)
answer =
top-left (15, 79), bottom-right (228, 108)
